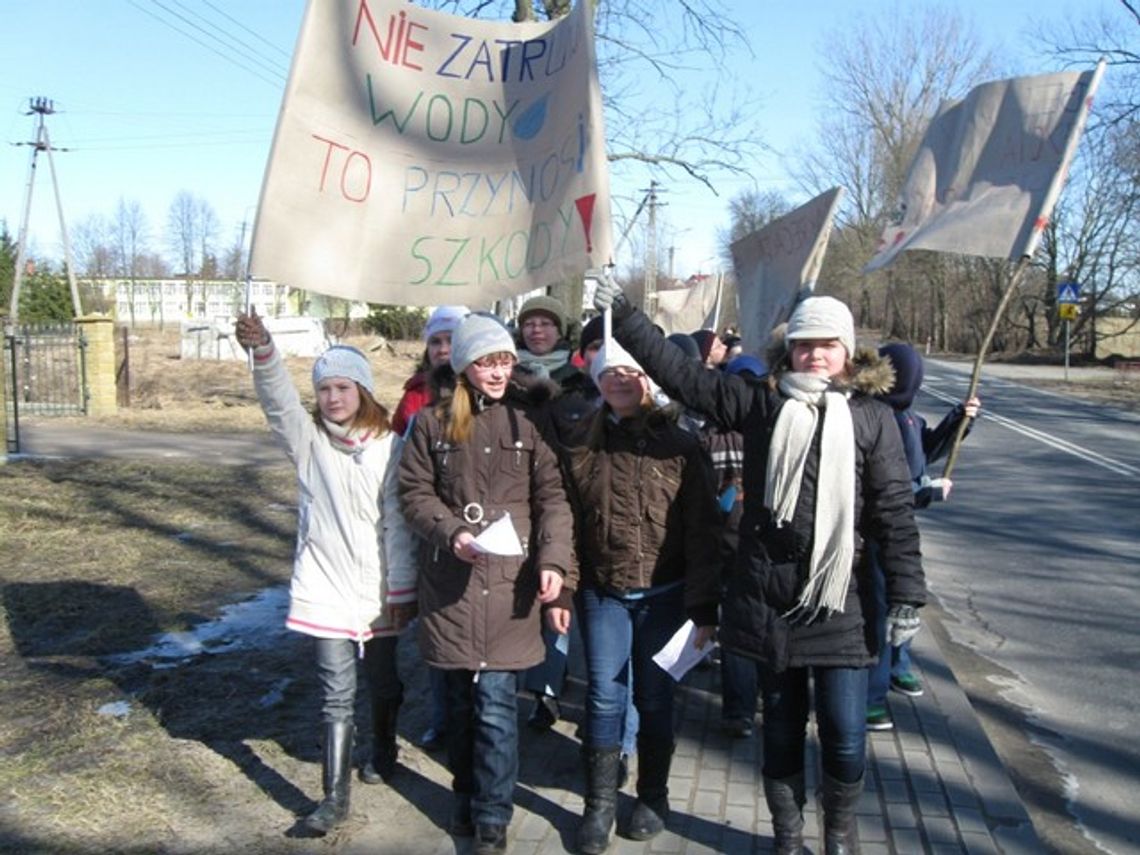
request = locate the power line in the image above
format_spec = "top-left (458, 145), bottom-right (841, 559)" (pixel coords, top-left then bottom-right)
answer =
top-left (125, 0), bottom-right (286, 88)
top-left (164, 0), bottom-right (291, 76)
top-left (200, 0), bottom-right (293, 62)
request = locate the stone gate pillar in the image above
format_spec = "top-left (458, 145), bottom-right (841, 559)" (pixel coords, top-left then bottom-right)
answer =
top-left (76, 316), bottom-right (116, 417)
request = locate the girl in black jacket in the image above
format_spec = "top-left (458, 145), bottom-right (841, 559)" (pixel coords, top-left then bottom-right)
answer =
top-left (594, 287), bottom-right (925, 855)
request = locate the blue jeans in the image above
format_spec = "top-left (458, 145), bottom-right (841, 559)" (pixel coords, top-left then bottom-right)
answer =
top-left (522, 622), bottom-right (570, 699)
top-left (314, 636), bottom-right (401, 724)
top-left (867, 543), bottom-right (913, 707)
top-left (761, 665), bottom-right (867, 784)
top-left (444, 669), bottom-right (519, 826)
top-left (578, 584), bottom-right (685, 748)
top-left (720, 647), bottom-right (761, 721)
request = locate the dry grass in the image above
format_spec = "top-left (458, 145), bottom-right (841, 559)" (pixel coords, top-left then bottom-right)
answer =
top-left (103, 326), bottom-right (425, 432)
top-left (0, 459), bottom-right (442, 853)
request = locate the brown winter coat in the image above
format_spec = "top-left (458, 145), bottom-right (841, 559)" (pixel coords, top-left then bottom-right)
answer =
top-left (398, 379), bottom-right (577, 673)
top-left (558, 407), bottom-right (721, 627)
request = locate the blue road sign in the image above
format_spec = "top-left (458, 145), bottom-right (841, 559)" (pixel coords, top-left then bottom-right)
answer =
top-left (1057, 281), bottom-right (1080, 303)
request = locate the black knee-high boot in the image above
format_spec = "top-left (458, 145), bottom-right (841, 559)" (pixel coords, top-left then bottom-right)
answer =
top-left (303, 721), bottom-right (354, 834)
top-left (576, 746), bottom-right (621, 854)
top-left (822, 773), bottom-right (863, 855)
top-left (762, 773), bottom-right (805, 855)
top-left (360, 691), bottom-right (402, 784)
top-left (627, 735), bottom-right (673, 841)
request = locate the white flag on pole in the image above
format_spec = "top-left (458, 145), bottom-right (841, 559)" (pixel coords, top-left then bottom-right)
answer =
top-left (653, 273), bottom-right (722, 334)
top-left (865, 62), bottom-right (1106, 272)
top-left (250, 0), bottom-right (613, 306)
top-left (730, 187), bottom-right (844, 357)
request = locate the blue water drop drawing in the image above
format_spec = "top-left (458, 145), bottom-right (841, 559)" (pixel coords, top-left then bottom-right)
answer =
top-left (513, 95), bottom-right (549, 140)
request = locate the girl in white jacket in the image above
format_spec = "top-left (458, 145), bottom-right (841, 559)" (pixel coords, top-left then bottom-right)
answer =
top-left (235, 311), bottom-right (416, 835)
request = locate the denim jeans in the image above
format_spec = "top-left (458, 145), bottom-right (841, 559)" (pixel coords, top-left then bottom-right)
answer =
top-left (522, 621), bottom-right (570, 699)
top-left (720, 647), bottom-right (761, 721)
top-left (314, 635), bottom-right (401, 724)
top-left (867, 542), bottom-right (913, 707)
top-left (444, 669), bottom-right (519, 826)
top-left (577, 583), bottom-right (685, 748)
top-left (761, 664), bottom-right (867, 784)
top-left (427, 666), bottom-right (448, 733)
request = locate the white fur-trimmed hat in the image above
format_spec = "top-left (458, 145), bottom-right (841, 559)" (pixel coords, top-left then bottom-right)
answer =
top-left (785, 296), bottom-right (856, 357)
top-left (450, 313), bottom-right (517, 374)
top-left (312, 345), bottom-right (374, 393)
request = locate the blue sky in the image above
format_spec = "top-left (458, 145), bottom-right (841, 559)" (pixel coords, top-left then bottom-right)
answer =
top-left (0, 0), bottom-right (1117, 286)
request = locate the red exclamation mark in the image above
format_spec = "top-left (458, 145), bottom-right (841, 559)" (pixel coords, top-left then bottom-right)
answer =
top-left (575, 194), bottom-right (596, 253)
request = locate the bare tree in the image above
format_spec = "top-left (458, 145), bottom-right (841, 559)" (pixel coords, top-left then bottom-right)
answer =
top-left (113, 198), bottom-right (149, 327)
top-left (794, 6), bottom-right (1000, 348)
top-left (72, 214), bottom-right (116, 278)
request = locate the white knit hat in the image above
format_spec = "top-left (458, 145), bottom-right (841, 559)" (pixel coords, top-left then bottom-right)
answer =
top-left (785, 296), bottom-right (856, 356)
top-left (312, 345), bottom-right (374, 393)
top-left (589, 339), bottom-right (645, 386)
top-left (450, 313), bottom-right (517, 373)
top-left (423, 305), bottom-right (470, 341)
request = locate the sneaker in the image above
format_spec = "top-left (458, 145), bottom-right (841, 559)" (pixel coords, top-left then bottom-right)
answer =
top-left (721, 716), bottom-right (754, 739)
top-left (866, 705), bottom-right (894, 731)
top-left (890, 673), bottom-right (924, 698)
top-left (527, 694), bottom-right (560, 732)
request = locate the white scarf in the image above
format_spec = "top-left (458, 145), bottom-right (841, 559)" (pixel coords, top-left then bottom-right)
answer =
top-left (765, 372), bottom-right (856, 621)
top-left (321, 418), bottom-right (375, 462)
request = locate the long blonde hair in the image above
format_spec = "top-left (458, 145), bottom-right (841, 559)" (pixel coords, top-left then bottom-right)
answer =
top-left (437, 374), bottom-right (477, 444)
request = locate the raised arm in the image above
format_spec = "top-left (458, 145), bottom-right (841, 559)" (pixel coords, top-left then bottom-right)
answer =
top-left (234, 310), bottom-right (311, 461)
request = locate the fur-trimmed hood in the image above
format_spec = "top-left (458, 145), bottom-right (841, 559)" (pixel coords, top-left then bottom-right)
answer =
top-left (763, 322), bottom-right (894, 397)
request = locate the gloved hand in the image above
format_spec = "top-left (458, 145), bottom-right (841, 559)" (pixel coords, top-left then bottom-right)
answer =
top-left (886, 603), bottom-right (921, 647)
top-left (592, 270), bottom-right (631, 318)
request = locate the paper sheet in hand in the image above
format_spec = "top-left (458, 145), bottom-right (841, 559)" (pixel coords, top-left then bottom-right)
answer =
top-left (653, 619), bottom-right (715, 681)
top-left (472, 513), bottom-right (524, 557)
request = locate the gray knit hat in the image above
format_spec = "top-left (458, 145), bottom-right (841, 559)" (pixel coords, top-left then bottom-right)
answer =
top-left (450, 313), bottom-right (517, 374)
top-left (312, 345), bottom-right (374, 393)
top-left (517, 295), bottom-right (566, 333)
top-left (785, 296), bottom-right (856, 357)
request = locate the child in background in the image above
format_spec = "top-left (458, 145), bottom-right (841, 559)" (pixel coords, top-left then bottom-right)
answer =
top-left (390, 305), bottom-right (469, 752)
top-left (234, 310), bottom-right (417, 835)
top-left (866, 342), bottom-right (981, 731)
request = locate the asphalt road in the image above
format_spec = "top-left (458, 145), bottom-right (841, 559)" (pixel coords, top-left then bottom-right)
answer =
top-left (915, 359), bottom-right (1140, 855)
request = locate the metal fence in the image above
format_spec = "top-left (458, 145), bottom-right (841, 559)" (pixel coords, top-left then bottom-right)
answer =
top-left (4, 322), bottom-right (88, 453)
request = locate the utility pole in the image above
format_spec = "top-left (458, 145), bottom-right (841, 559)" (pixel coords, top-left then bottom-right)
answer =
top-left (642, 180), bottom-right (666, 318)
top-left (9, 97), bottom-right (83, 323)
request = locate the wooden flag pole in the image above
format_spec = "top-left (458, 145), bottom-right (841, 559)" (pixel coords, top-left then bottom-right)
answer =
top-left (941, 254), bottom-right (1031, 479)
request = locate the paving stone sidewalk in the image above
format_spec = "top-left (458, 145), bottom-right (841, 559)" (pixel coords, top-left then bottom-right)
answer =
top-left (335, 622), bottom-right (1039, 855)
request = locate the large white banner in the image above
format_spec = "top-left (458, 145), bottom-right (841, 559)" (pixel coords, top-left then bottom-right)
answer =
top-left (652, 274), bottom-right (722, 335)
top-left (250, 0), bottom-right (613, 306)
top-left (865, 63), bottom-right (1105, 272)
top-left (730, 187), bottom-right (844, 356)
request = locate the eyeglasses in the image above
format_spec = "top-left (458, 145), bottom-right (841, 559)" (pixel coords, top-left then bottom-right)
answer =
top-left (521, 318), bottom-right (557, 331)
top-left (471, 355), bottom-right (516, 371)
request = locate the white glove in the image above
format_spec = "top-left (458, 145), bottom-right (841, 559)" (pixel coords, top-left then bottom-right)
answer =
top-left (592, 270), bottom-right (627, 314)
top-left (887, 603), bottom-right (921, 647)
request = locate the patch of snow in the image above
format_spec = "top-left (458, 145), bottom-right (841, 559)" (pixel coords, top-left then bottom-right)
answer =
top-left (98, 701), bottom-right (132, 718)
top-left (109, 587), bottom-right (290, 666)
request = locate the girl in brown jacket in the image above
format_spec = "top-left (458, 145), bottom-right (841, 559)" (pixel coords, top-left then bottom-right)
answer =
top-left (558, 339), bottom-right (720, 854)
top-left (397, 313), bottom-right (576, 855)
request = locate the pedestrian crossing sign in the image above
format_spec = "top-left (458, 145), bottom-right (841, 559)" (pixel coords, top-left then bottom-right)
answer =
top-left (1057, 281), bottom-right (1080, 303)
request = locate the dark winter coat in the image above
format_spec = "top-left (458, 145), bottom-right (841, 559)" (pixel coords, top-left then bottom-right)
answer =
top-left (557, 406), bottom-right (721, 627)
top-left (398, 374), bottom-right (577, 673)
top-left (611, 309), bottom-right (925, 671)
